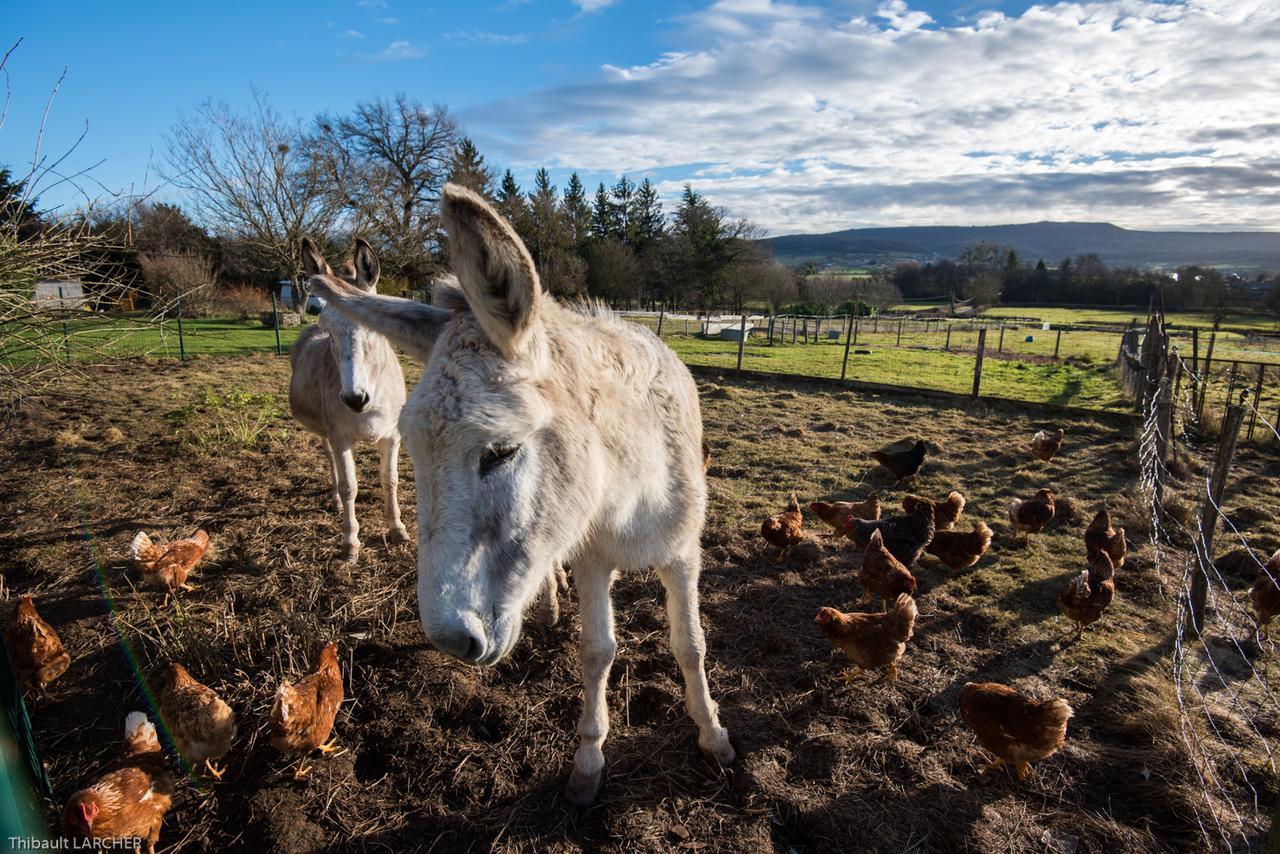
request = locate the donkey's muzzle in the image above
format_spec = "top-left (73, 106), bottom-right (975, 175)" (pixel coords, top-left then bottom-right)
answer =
top-left (427, 616), bottom-right (488, 665)
top-left (341, 390), bottom-right (370, 412)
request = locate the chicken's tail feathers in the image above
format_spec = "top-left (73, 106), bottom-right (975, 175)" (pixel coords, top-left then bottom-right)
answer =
top-left (889, 593), bottom-right (918, 640)
top-left (1008, 499), bottom-right (1023, 524)
top-left (189, 529), bottom-right (211, 554)
top-left (948, 491), bottom-right (966, 513)
top-left (273, 681), bottom-right (294, 723)
top-left (974, 520), bottom-right (994, 548)
top-left (129, 530), bottom-right (153, 561)
top-left (1041, 697), bottom-right (1075, 726)
top-left (123, 711), bottom-right (159, 753)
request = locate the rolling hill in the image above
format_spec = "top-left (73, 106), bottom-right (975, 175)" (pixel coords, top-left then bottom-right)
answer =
top-left (763, 222), bottom-right (1280, 271)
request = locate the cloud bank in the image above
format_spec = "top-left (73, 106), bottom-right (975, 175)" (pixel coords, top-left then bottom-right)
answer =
top-left (471, 0), bottom-right (1280, 234)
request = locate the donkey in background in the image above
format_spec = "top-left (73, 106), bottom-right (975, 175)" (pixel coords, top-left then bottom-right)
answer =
top-left (289, 239), bottom-right (409, 563)
top-left (305, 184), bottom-right (734, 805)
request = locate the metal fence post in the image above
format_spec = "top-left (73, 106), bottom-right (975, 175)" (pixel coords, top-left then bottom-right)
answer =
top-left (176, 296), bottom-right (187, 362)
top-left (271, 290), bottom-right (283, 356)
top-left (972, 327), bottom-right (987, 399)
top-left (840, 314), bottom-right (854, 382)
top-left (1187, 394), bottom-right (1246, 638)
top-left (1197, 330), bottom-right (1216, 424)
top-left (57, 286), bottom-right (72, 363)
top-left (736, 313), bottom-right (748, 374)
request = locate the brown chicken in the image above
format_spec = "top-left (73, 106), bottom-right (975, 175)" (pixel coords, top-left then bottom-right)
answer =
top-left (760, 493), bottom-right (805, 560)
top-left (870, 439), bottom-right (926, 482)
top-left (903, 490), bottom-right (966, 532)
top-left (959, 682), bottom-right (1073, 781)
top-left (1251, 549), bottom-right (1280, 637)
top-left (1059, 552), bottom-right (1116, 639)
top-left (270, 642), bottom-right (345, 778)
top-left (808, 494), bottom-right (881, 537)
top-left (926, 521), bottom-right (994, 570)
top-left (1084, 510), bottom-right (1127, 569)
top-left (160, 662), bottom-right (237, 779)
top-left (63, 712), bottom-right (174, 854)
top-left (815, 593), bottom-right (917, 684)
top-left (5, 595), bottom-right (71, 698)
top-left (849, 502), bottom-right (936, 568)
top-left (130, 529), bottom-right (211, 605)
top-left (858, 529), bottom-right (918, 609)
top-left (1009, 489), bottom-right (1055, 542)
top-left (1031, 428), bottom-right (1066, 462)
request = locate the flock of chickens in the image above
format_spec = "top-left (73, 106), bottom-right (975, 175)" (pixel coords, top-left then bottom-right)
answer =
top-left (760, 427), bottom-right (1280, 784)
top-left (7, 420), bottom-right (1280, 850)
top-left (5, 531), bottom-right (343, 852)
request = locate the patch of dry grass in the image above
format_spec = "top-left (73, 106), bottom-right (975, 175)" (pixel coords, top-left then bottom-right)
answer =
top-left (1, 355), bottom-right (1275, 851)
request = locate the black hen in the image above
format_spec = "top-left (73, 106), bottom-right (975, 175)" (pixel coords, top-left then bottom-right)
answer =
top-left (870, 440), bottom-right (926, 481)
top-left (848, 502), bottom-right (936, 567)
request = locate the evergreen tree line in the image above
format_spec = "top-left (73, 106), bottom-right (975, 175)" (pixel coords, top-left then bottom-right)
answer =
top-left (891, 241), bottom-right (1280, 318)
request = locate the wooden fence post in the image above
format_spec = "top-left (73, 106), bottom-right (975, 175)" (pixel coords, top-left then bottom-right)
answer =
top-left (1220, 361), bottom-right (1240, 434)
top-left (853, 318), bottom-right (860, 346)
top-left (1191, 328), bottom-right (1199, 375)
top-left (176, 296), bottom-right (187, 362)
top-left (997, 325), bottom-right (1005, 353)
top-left (1156, 375), bottom-right (1173, 501)
top-left (684, 318), bottom-right (689, 338)
top-left (840, 313), bottom-right (855, 382)
top-left (972, 328), bottom-right (987, 399)
top-left (736, 313), bottom-right (748, 374)
top-left (270, 290), bottom-right (283, 356)
top-left (944, 324), bottom-right (951, 352)
top-left (1054, 329), bottom-right (1062, 359)
top-left (1186, 395), bottom-right (1246, 638)
top-left (656, 306), bottom-right (664, 337)
top-left (896, 319), bottom-right (903, 347)
top-left (1247, 364), bottom-right (1265, 441)
top-left (792, 317), bottom-right (797, 344)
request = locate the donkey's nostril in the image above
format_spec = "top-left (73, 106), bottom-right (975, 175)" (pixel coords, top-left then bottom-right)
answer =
top-left (431, 627), bottom-right (486, 664)
top-left (341, 390), bottom-right (370, 412)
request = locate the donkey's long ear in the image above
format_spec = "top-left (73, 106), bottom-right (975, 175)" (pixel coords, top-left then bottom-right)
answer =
top-left (440, 182), bottom-right (540, 359)
top-left (301, 238), bottom-right (332, 277)
top-left (306, 276), bottom-right (450, 363)
top-left (353, 239), bottom-right (380, 293)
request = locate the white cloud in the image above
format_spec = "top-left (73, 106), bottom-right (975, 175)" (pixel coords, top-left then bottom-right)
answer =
top-left (572, 0), bottom-right (618, 12)
top-left (358, 40), bottom-right (423, 61)
top-left (357, 0), bottom-right (386, 7)
top-left (468, 0), bottom-right (1280, 233)
top-left (448, 30), bottom-right (529, 45)
top-left (376, 16), bottom-right (398, 24)
top-left (342, 29), bottom-right (365, 39)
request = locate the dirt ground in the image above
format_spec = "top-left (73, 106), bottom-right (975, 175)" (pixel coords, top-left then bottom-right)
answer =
top-left (2, 354), bottom-right (1276, 852)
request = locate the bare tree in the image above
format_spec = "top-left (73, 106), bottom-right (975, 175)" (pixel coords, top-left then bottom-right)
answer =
top-left (312, 96), bottom-right (460, 288)
top-left (753, 261), bottom-right (797, 314)
top-left (803, 274), bottom-right (855, 315)
top-left (165, 90), bottom-right (340, 317)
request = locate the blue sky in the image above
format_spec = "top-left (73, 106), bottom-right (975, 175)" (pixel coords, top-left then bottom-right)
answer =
top-left (3, 0), bottom-right (1277, 235)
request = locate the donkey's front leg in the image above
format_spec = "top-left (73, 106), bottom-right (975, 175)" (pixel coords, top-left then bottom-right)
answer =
top-left (323, 439), bottom-right (341, 513)
top-left (332, 440), bottom-right (361, 563)
top-left (377, 435), bottom-right (410, 543)
top-left (656, 552), bottom-right (734, 766)
top-left (566, 565), bottom-right (616, 806)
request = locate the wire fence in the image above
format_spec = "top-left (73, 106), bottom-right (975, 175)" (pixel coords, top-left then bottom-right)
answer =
top-left (620, 310), bottom-right (1280, 418)
top-left (1128, 313), bottom-right (1280, 851)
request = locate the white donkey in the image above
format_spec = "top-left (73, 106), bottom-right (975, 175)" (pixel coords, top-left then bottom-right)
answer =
top-left (304, 184), bottom-right (734, 804)
top-left (289, 239), bottom-right (410, 563)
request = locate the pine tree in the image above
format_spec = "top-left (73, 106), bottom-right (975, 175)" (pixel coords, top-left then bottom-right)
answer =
top-left (561, 173), bottom-right (591, 253)
top-left (611, 175), bottom-right (635, 244)
top-left (448, 137), bottom-right (495, 199)
top-left (590, 182), bottom-right (614, 242)
top-left (496, 169), bottom-right (530, 238)
top-left (527, 168), bottom-right (560, 273)
top-left (630, 178), bottom-right (664, 252)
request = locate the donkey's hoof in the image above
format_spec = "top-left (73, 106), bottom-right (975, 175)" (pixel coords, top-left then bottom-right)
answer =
top-left (339, 543), bottom-right (361, 564)
top-left (564, 767), bottom-right (602, 806)
top-left (388, 526), bottom-right (411, 544)
top-left (700, 728), bottom-right (736, 766)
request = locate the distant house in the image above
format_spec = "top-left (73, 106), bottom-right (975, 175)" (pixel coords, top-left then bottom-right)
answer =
top-left (33, 281), bottom-right (86, 309)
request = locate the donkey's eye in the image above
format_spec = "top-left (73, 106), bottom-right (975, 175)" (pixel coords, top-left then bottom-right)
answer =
top-left (479, 444), bottom-right (520, 476)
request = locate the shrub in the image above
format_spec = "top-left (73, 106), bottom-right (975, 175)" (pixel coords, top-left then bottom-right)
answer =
top-left (207, 284), bottom-right (271, 319)
top-left (168, 385), bottom-right (282, 451)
